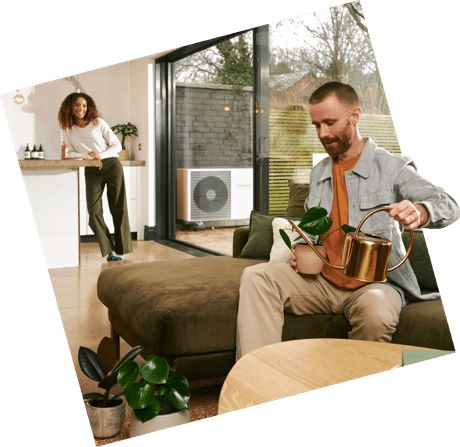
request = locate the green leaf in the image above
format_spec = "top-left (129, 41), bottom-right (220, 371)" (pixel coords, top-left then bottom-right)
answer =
top-left (166, 374), bottom-right (189, 387)
top-left (342, 224), bottom-right (356, 234)
top-left (96, 337), bottom-right (117, 375)
top-left (124, 382), bottom-right (156, 410)
top-left (165, 381), bottom-right (190, 411)
top-left (298, 207), bottom-right (333, 236)
top-left (133, 399), bottom-right (162, 422)
top-left (98, 371), bottom-right (118, 393)
top-left (78, 347), bottom-right (106, 382)
top-left (279, 229), bottom-right (292, 251)
top-left (117, 361), bottom-right (140, 388)
top-left (157, 385), bottom-right (166, 397)
top-left (112, 346), bottom-right (144, 374)
top-left (139, 356), bottom-right (170, 384)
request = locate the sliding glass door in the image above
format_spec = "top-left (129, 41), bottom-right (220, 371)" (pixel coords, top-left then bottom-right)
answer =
top-left (171, 31), bottom-right (255, 256)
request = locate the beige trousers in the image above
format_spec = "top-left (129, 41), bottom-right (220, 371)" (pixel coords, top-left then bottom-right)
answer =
top-left (236, 262), bottom-right (402, 361)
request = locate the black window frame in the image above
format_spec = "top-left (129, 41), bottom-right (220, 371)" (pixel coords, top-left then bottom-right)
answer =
top-left (154, 26), bottom-right (270, 253)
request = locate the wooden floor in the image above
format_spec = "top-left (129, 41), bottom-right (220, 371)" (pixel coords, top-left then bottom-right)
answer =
top-left (49, 240), bottom-right (196, 397)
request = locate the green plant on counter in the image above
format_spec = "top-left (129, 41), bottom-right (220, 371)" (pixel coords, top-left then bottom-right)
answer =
top-left (79, 337), bottom-right (144, 407)
top-left (110, 122), bottom-right (138, 150)
top-left (279, 206), bottom-right (356, 251)
top-left (117, 354), bottom-right (190, 422)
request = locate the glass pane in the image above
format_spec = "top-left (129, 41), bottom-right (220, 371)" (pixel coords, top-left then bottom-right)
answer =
top-left (174, 32), bottom-right (253, 256)
top-left (268, 1), bottom-right (400, 215)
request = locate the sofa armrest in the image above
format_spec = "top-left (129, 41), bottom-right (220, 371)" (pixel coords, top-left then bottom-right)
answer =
top-left (233, 226), bottom-right (250, 258)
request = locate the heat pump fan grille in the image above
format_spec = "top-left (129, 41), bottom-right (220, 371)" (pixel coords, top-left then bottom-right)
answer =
top-left (190, 171), bottom-right (231, 220)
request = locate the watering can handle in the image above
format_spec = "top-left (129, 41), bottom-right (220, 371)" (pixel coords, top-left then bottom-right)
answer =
top-left (355, 206), bottom-right (414, 272)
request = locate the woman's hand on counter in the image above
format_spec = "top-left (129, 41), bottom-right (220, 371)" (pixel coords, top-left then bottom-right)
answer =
top-left (88, 151), bottom-right (102, 170)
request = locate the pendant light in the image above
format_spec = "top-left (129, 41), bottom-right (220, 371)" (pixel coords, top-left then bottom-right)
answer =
top-left (14, 90), bottom-right (25, 104)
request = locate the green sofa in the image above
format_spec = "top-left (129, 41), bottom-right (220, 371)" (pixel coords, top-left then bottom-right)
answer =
top-left (97, 211), bottom-right (454, 382)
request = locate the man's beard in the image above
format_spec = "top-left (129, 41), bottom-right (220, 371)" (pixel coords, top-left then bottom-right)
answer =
top-left (321, 126), bottom-right (354, 158)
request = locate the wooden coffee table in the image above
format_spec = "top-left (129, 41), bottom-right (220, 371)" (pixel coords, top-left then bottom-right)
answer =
top-left (218, 339), bottom-right (432, 414)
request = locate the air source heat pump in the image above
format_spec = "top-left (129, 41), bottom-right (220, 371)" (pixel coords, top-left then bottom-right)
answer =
top-left (177, 168), bottom-right (253, 222)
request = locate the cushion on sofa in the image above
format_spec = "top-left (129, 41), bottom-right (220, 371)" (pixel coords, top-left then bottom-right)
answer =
top-left (269, 217), bottom-right (300, 264)
top-left (285, 179), bottom-right (309, 217)
top-left (239, 210), bottom-right (302, 259)
top-left (238, 210), bottom-right (276, 259)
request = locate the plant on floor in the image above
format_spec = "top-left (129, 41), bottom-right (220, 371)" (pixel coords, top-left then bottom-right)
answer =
top-left (117, 354), bottom-right (190, 422)
top-left (279, 206), bottom-right (356, 250)
top-left (110, 122), bottom-right (138, 150)
top-left (79, 337), bottom-right (144, 407)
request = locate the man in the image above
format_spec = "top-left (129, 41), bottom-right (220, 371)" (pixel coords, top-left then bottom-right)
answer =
top-left (236, 81), bottom-right (459, 361)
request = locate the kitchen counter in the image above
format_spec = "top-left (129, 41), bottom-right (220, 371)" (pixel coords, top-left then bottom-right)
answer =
top-left (19, 159), bottom-right (145, 268)
top-left (19, 159), bottom-right (145, 169)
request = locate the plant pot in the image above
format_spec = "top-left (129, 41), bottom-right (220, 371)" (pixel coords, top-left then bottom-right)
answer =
top-left (118, 149), bottom-right (130, 160)
top-left (85, 397), bottom-right (126, 439)
top-left (294, 244), bottom-right (327, 275)
top-left (129, 409), bottom-right (191, 438)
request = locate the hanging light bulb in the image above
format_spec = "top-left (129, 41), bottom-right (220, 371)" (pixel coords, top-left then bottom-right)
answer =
top-left (14, 90), bottom-right (25, 104)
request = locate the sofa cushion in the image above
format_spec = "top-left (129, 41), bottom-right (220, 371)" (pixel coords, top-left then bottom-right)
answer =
top-left (286, 179), bottom-right (309, 217)
top-left (239, 210), bottom-right (276, 259)
top-left (269, 217), bottom-right (300, 264)
top-left (239, 210), bottom-right (300, 260)
top-left (97, 257), bottom-right (264, 357)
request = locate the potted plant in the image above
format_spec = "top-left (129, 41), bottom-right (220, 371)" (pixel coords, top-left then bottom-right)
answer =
top-left (279, 207), bottom-right (355, 274)
top-left (111, 122), bottom-right (138, 160)
top-left (79, 337), bottom-right (144, 439)
top-left (117, 354), bottom-right (191, 438)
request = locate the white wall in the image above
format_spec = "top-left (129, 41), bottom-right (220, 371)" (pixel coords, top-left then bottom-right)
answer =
top-left (1, 55), bottom-right (162, 235)
top-left (2, 63), bottom-right (130, 160)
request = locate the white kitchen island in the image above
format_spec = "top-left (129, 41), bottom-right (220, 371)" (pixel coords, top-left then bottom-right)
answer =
top-left (19, 159), bottom-right (145, 269)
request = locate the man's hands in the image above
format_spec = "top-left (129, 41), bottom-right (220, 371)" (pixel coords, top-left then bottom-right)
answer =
top-left (290, 245), bottom-right (299, 273)
top-left (387, 200), bottom-right (428, 230)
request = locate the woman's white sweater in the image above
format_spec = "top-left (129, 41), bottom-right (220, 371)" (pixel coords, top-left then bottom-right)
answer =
top-left (61, 118), bottom-right (122, 159)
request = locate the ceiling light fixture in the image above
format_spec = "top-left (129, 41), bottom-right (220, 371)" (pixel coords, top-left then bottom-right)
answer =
top-left (14, 90), bottom-right (25, 104)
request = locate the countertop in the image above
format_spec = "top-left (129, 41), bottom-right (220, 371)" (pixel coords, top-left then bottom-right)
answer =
top-left (19, 159), bottom-right (146, 169)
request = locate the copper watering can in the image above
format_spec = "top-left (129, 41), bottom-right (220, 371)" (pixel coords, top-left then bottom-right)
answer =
top-left (288, 206), bottom-right (414, 282)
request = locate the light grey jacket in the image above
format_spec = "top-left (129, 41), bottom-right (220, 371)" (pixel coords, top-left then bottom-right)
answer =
top-left (306, 138), bottom-right (459, 306)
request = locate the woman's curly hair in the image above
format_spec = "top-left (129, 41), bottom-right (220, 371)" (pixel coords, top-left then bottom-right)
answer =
top-left (58, 93), bottom-right (100, 129)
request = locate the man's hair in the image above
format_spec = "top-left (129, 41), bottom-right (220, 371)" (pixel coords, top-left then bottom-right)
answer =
top-left (58, 92), bottom-right (100, 130)
top-left (309, 81), bottom-right (360, 108)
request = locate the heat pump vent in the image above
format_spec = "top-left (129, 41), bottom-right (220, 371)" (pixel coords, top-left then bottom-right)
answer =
top-left (177, 168), bottom-right (252, 222)
top-left (190, 170), bottom-right (231, 220)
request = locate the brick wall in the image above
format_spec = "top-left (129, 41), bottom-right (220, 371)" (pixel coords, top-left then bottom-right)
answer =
top-left (175, 83), bottom-right (252, 168)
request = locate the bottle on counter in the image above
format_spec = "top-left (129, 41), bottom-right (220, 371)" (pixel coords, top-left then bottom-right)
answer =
top-left (24, 144), bottom-right (31, 159)
top-left (61, 141), bottom-right (67, 160)
top-left (38, 144), bottom-right (45, 159)
top-left (31, 144), bottom-right (38, 159)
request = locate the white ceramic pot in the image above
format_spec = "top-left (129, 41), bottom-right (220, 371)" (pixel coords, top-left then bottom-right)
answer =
top-left (85, 397), bottom-right (126, 439)
top-left (129, 409), bottom-right (191, 438)
top-left (294, 244), bottom-right (327, 275)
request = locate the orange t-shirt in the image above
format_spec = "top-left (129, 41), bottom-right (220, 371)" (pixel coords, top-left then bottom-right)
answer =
top-left (321, 154), bottom-right (366, 289)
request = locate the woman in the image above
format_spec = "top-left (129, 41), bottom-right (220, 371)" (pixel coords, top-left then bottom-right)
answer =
top-left (58, 92), bottom-right (132, 261)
